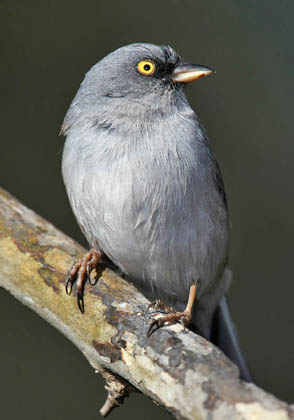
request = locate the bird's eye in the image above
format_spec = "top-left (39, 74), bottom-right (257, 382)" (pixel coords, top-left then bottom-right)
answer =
top-left (137, 60), bottom-right (155, 76)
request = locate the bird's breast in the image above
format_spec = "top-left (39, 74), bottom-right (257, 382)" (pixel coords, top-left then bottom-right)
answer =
top-left (62, 120), bottom-right (229, 303)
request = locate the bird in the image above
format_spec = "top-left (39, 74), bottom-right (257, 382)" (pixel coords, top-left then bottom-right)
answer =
top-left (61, 43), bottom-right (251, 382)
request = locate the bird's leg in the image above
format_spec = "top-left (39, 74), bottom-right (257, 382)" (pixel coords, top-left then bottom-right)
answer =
top-left (65, 248), bottom-right (105, 313)
top-left (147, 280), bottom-right (197, 337)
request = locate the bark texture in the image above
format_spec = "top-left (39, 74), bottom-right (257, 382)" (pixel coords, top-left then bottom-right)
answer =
top-left (0, 187), bottom-right (293, 420)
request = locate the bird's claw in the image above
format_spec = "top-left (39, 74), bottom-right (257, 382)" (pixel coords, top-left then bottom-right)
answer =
top-left (77, 291), bottom-right (85, 314)
top-left (146, 299), bottom-right (176, 315)
top-left (147, 318), bottom-right (165, 337)
top-left (87, 262), bottom-right (97, 285)
top-left (65, 261), bottom-right (80, 295)
top-left (65, 277), bottom-right (73, 295)
top-left (65, 249), bottom-right (102, 313)
top-left (147, 311), bottom-right (191, 337)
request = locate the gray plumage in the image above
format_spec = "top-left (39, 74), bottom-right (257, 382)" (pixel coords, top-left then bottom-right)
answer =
top-left (62, 43), bottom-right (251, 381)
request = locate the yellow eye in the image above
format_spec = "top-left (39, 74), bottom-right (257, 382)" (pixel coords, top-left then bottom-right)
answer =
top-left (137, 60), bottom-right (155, 75)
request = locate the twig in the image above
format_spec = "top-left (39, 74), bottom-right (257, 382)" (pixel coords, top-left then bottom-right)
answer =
top-left (99, 370), bottom-right (136, 417)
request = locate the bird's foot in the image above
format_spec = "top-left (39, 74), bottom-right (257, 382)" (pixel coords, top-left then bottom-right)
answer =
top-left (147, 280), bottom-right (198, 337)
top-left (146, 299), bottom-right (177, 315)
top-left (65, 248), bottom-right (105, 313)
top-left (147, 309), bottom-right (192, 337)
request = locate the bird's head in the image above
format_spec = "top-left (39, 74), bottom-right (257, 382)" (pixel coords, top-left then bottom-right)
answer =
top-left (62, 43), bottom-right (214, 134)
top-left (83, 43), bottom-right (213, 100)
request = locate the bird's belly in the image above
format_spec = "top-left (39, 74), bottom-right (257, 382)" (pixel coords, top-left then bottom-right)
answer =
top-left (72, 174), bottom-right (228, 306)
top-left (63, 138), bottom-right (229, 306)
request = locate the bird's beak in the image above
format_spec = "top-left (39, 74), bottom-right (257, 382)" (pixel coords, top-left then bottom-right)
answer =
top-left (171, 63), bottom-right (215, 83)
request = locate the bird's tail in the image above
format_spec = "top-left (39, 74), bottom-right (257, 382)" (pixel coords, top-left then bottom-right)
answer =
top-left (210, 295), bottom-right (252, 382)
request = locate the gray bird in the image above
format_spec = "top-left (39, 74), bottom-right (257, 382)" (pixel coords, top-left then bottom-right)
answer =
top-left (61, 43), bottom-right (251, 381)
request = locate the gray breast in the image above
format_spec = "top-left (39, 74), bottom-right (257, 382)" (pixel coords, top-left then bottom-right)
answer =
top-left (62, 112), bottom-right (229, 306)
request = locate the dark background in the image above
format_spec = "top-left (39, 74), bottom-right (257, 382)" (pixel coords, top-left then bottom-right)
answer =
top-left (1, 0), bottom-right (293, 418)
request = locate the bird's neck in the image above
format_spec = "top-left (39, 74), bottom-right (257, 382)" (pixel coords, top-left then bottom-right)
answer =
top-left (63, 88), bottom-right (195, 138)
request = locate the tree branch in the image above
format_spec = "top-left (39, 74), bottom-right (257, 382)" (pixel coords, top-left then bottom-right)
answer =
top-left (0, 187), bottom-right (293, 420)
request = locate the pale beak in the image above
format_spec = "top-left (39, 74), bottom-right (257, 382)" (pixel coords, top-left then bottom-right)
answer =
top-left (171, 63), bottom-right (215, 83)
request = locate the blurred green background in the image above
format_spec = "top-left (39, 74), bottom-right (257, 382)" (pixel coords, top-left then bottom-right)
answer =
top-left (1, 0), bottom-right (293, 418)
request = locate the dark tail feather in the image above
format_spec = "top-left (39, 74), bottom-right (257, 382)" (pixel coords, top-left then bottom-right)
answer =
top-left (211, 295), bottom-right (252, 382)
